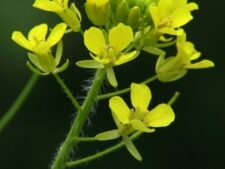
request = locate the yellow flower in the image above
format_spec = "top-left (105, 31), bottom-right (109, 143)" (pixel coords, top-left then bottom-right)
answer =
top-left (95, 83), bottom-right (175, 160)
top-left (33, 0), bottom-right (81, 32)
top-left (110, 83), bottom-right (174, 134)
top-left (12, 23), bottom-right (69, 75)
top-left (149, 0), bottom-right (199, 35)
top-left (156, 31), bottom-right (215, 82)
top-left (85, 0), bottom-right (111, 26)
top-left (76, 23), bottom-right (139, 87)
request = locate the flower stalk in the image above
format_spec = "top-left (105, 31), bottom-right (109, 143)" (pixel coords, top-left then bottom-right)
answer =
top-left (51, 68), bottom-right (106, 169)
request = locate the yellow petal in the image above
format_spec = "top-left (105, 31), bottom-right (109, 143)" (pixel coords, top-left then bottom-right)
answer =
top-left (160, 27), bottom-right (183, 35)
top-left (170, 8), bottom-right (193, 28)
top-left (184, 60), bottom-right (215, 69)
top-left (84, 27), bottom-right (106, 55)
top-left (130, 119), bottom-right (154, 133)
top-left (11, 31), bottom-right (32, 51)
top-left (144, 104), bottom-right (175, 127)
top-left (114, 51), bottom-right (139, 66)
top-left (172, 0), bottom-right (187, 9)
top-left (187, 2), bottom-right (199, 11)
top-left (33, 0), bottom-right (63, 13)
top-left (149, 6), bottom-right (160, 28)
top-left (131, 83), bottom-right (151, 111)
top-left (28, 24), bottom-right (48, 47)
top-left (158, 0), bottom-right (173, 18)
top-left (109, 23), bottom-right (133, 53)
top-left (47, 23), bottom-right (67, 46)
top-left (109, 96), bottom-right (131, 124)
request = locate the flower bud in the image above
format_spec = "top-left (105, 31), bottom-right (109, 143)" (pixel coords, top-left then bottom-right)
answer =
top-left (114, 0), bottom-right (129, 23)
top-left (85, 0), bottom-right (111, 26)
top-left (127, 6), bottom-right (141, 29)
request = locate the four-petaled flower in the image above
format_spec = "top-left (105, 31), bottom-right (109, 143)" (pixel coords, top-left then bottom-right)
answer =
top-left (12, 23), bottom-right (69, 75)
top-left (149, 0), bottom-right (199, 35)
top-left (95, 83), bottom-right (175, 160)
top-left (33, 0), bottom-right (81, 32)
top-left (156, 31), bottom-right (215, 82)
top-left (76, 23), bottom-right (139, 87)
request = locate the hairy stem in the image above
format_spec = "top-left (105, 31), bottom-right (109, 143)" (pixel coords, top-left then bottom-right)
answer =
top-left (53, 74), bottom-right (82, 112)
top-left (97, 75), bottom-right (158, 100)
top-left (0, 73), bottom-right (39, 134)
top-left (65, 131), bottom-right (142, 168)
top-left (51, 68), bottom-right (106, 169)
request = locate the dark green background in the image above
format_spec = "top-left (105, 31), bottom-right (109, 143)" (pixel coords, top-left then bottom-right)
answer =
top-left (0, 0), bottom-right (224, 169)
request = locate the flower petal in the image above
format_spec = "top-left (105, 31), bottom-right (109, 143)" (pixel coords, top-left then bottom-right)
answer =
top-left (28, 23), bottom-right (48, 47)
top-left (149, 6), bottom-right (160, 28)
top-left (11, 31), bottom-right (32, 51)
top-left (130, 119), bottom-right (155, 133)
top-left (158, 0), bottom-right (173, 18)
top-left (187, 2), bottom-right (199, 11)
top-left (131, 83), bottom-right (151, 111)
top-left (184, 60), bottom-right (215, 69)
top-left (114, 51), bottom-right (139, 66)
top-left (109, 96), bottom-right (131, 124)
top-left (84, 27), bottom-right (106, 55)
top-left (33, 0), bottom-right (63, 13)
top-left (144, 103), bottom-right (175, 127)
top-left (109, 23), bottom-right (133, 53)
top-left (170, 8), bottom-right (193, 28)
top-left (47, 23), bottom-right (67, 46)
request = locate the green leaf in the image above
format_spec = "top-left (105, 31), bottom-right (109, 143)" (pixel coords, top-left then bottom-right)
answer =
top-left (124, 137), bottom-right (142, 161)
top-left (95, 130), bottom-right (120, 141)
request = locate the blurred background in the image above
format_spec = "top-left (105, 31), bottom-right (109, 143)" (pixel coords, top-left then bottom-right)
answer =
top-left (0, 0), bottom-right (225, 169)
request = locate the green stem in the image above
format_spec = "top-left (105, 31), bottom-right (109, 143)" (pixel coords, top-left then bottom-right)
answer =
top-left (97, 75), bottom-right (158, 100)
top-left (168, 91), bottom-right (180, 106)
top-left (0, 73), bottom-right (39, 134)
top-left (73, 137), bottom-right (97, 142)
top-left (51, 68), bottom-right (106, 169)
top-left (53, 74), bottom-right (82, 112)
top-left (65, 131), bottom-right (142, 168)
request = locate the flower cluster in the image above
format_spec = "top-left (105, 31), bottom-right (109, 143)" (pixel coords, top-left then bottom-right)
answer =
top-left (10, 0), bottom-right (215, 164)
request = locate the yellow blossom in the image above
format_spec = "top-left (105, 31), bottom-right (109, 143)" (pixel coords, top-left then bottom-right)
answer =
top-left (156, 31), bottom-right (215, 82)
top-left (95, 83), bottom-right (175, 160)
top-left (76, 23), bottom-right (139, 87)
top-left (12, 23), bottom-right (69, 75)
top-left (149, 0), bottom-right (199, 35)
top-left (33, 0), bottom-right (81, 32)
